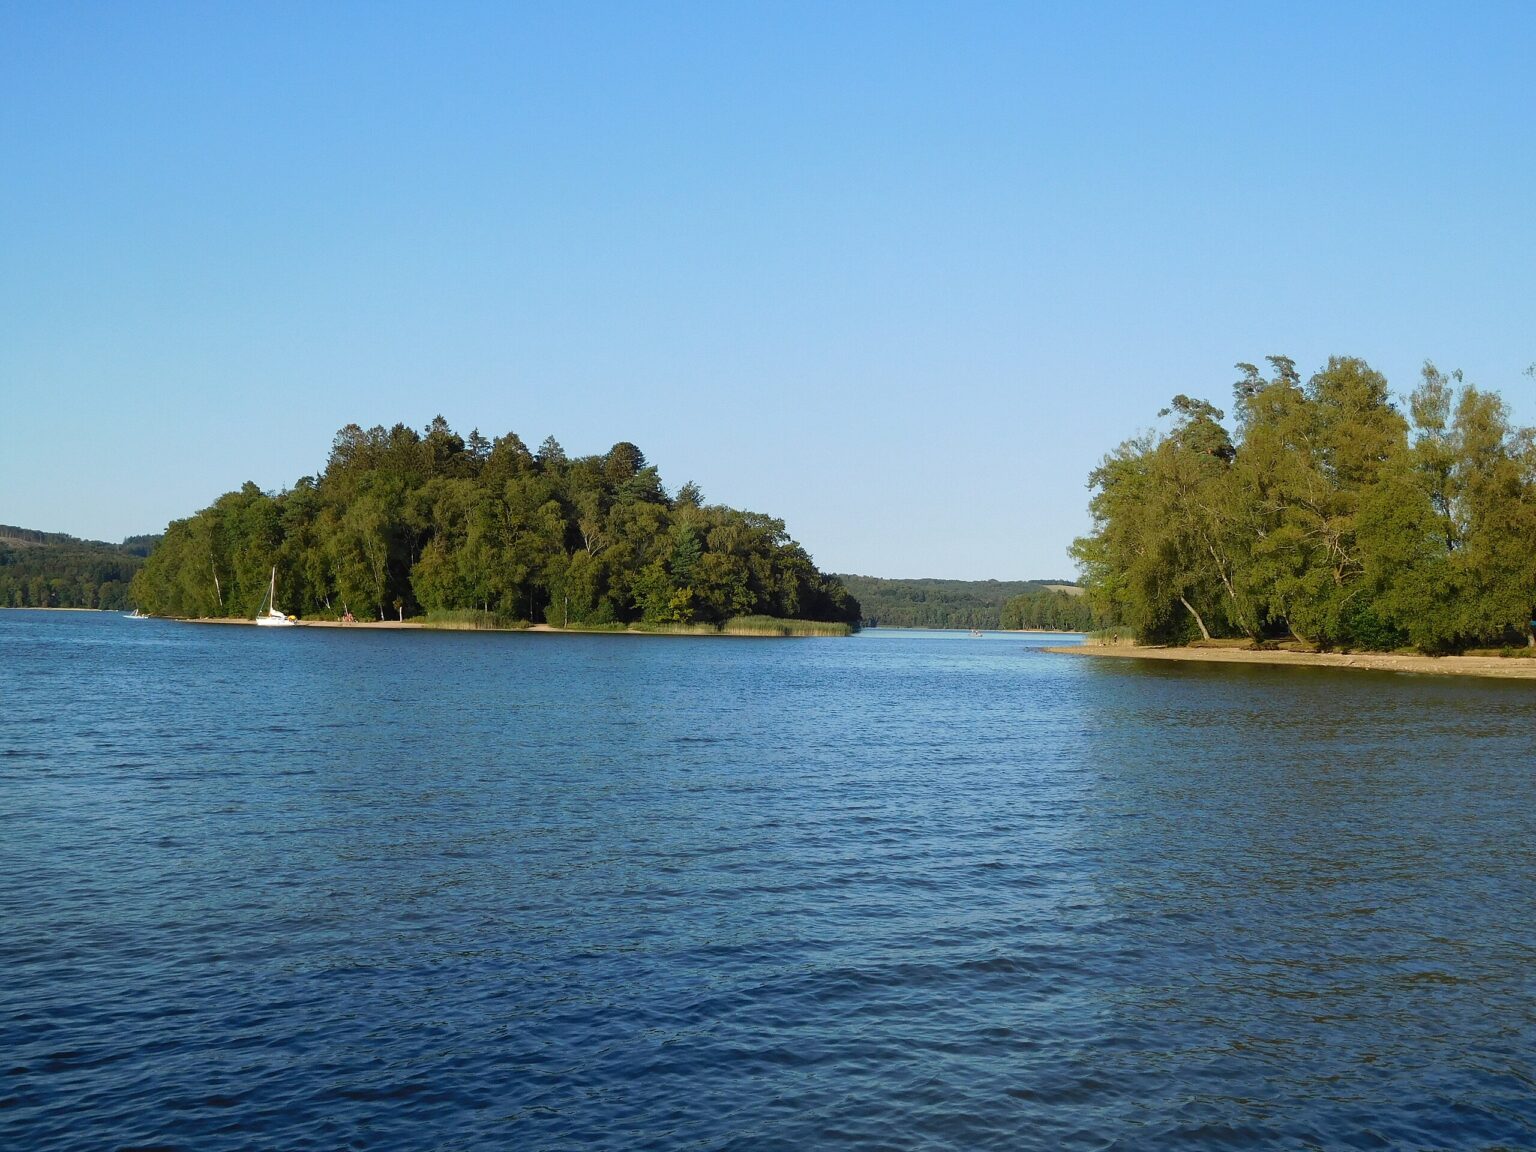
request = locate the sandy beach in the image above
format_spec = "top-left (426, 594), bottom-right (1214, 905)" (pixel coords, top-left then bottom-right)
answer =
top-left (181, 616), bottom-right (455, 629)
top-left (170, 617), bottom-right (838, 637)
top-left (1047, 643), bottom-right (1536, 681)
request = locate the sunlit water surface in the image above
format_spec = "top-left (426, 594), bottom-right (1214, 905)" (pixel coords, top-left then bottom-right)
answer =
top-left (3, 611), bottom-right (1534, 1150)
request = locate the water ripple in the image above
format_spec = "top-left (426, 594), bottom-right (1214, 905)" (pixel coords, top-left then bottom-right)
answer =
top-left (1, 614), bottom-right (1533, 1149)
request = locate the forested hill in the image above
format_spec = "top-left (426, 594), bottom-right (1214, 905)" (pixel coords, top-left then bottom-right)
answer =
top-left (131, 419), bottom-right (861, 628)
top-left (1073, 355), bottom-right (1536, 653)
top-left (0, 526), bottom-right (158, 609)
top-left (836, 575), bottom-right (1091, 630)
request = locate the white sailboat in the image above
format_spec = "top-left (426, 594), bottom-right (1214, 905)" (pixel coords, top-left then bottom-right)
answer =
top-left (255, 566), bottom-right (298, 627)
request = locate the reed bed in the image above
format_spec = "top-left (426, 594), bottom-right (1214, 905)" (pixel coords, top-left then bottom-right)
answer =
top-left (627, 617), bottom-right (852, 637)
top-left (720, 616), bottom-right (852, 636)
top-left (419, 611), bottom-right (851, 637)
top-left (421, 609), bottom-right (529, 631)
top-left (1084, 625), bottom-right (1135, 646)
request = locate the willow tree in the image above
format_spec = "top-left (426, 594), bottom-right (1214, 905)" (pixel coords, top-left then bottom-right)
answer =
top-left (1360, 364), bottom-right (1536, 650)
top-left (1223, 356), bottom-right (1407, 647)
top-left (1075, 355), bottom-right (1536, 653)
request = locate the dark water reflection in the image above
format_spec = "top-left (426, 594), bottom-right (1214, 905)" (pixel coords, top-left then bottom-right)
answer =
top-left (1071, 663), bottom-right (1536, 1148)
top-left (2, 612), bottom-right (1533, 1150)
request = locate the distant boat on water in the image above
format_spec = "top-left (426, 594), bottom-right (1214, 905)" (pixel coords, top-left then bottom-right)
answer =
top-left (123, 608), bottom-right (149, 619)
top-left (255, 567), bottom-right (298, 627)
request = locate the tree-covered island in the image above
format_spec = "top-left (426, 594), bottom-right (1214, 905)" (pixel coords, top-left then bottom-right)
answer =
top-left (130, 419), bottom-right (861, 632)
top-left (1073, 356), bottom-right (1536, 653)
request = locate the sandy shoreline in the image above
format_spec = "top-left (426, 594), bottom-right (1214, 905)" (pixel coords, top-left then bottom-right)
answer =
top-left (0, 605), bottom-right (105, 612)
top-left (162, 617), bottom-right (839, 637)
top-left (179, 617), bottom-right (430, 629)
top-left (188, 619), bottom-right (578, 632)
top-left (1047, 644), bottom-right (1536, 680)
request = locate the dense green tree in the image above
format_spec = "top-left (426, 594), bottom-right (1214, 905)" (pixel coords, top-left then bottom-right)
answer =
top-left (837, 576), bottom-right (1069, 629)
top-left (999, 589), bottom-right (1094, 631)
top-left (129, 418), bottom-right (860, 628)
top-left (0, 526), bottom-right (152, 609)
top-left (1075, 355), bottom-right (1536, 652)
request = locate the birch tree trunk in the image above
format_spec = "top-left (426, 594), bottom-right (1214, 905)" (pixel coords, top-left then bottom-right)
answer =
top-left (1179, 596), bottom-right (1212, 641)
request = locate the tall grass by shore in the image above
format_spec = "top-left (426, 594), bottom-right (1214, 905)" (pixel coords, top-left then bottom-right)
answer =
top-left (724, 616), bottom-right (851, 636)
top-left (632, 616), bottom-right (853, 637)
top-left (1085, 625), bottom-right (1135, 646)
top-left (421, 609), bottom-right (530, 631)
top-left (419, 610), bottom-right (851, 637)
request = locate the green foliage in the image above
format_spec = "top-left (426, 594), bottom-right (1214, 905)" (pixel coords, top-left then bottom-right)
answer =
top-left (1085, 624), bottom-right (1134, 645)
top-left (835, 575), bottom-right (1069, 629)
top-left (627, 615), bottom-right (851, 636)
top-left (420, 608), bottom-right (529, 630)
top-left (0, 526), bottom-right (157, 609)
top-left (1075, 357), bottom-right (1536, 653)
top-left (720, 616), bottom-right (852, 636)
top-left (130, 418), bottom-right (861, 629)
top-left (999, 588), bottom-right (1095, 631)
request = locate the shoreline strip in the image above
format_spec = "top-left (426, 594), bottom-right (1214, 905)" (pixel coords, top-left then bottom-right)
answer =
top-left (1046, 644), bottom-right (1536, 681)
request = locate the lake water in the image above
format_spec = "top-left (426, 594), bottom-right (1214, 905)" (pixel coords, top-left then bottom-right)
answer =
top-left (3, 610), bottom-right (1534, 1150)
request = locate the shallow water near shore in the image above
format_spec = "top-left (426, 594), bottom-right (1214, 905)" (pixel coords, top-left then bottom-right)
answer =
top-left (3, 610), bottom-right (1534, 1150)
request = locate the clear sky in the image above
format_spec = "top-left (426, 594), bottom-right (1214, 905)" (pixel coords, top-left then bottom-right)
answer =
top-left (3, 2), bottom-right (1533, 579)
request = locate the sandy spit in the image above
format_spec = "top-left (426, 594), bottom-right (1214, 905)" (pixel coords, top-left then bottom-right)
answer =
top-left (1046, 644), bottom-right (1536, 681)
top-left (166, 618), bottom-right (834, 637)
top-left (178, 617), bottom-right (425, 628)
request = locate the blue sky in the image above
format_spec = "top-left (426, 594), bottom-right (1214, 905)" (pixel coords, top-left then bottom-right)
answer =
top-left (3, 2), bottom-right (1533, 579)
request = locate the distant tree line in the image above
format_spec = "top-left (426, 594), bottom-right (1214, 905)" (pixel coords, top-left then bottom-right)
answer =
top-left (1073, 356), bottom-right (1536, 652)
top-left (836, 575), bottom-right (1079, 629)
top-left (130, 419), bottom-right (860, 627)
top-left (0, 527), bottom-right (156, 610)
top-left (999, 588), bottom-right (1094, 631)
